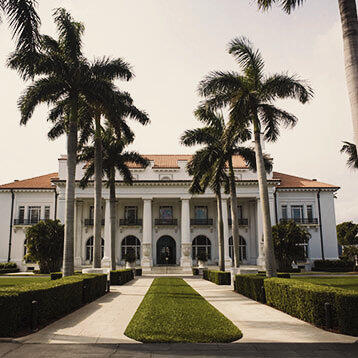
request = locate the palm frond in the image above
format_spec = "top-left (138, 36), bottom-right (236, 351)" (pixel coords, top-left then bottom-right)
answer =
top-left (48, 119), bottom-right (66, 140)
top-left (257, 0), bottom-right (306, 14)
top-left (341, 141), bottom-right (358, 169)
top-left (91, 57), bottom-right (133, 81)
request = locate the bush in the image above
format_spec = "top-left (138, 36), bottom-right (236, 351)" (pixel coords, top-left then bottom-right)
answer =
top-left (50, 272), bottom-right (62, 280)
top-left (312, 259), bottom-right (354, 272)
top-left (234, 274), bottom-right (266, 303)
top-left (0, 262), bottom-right (19, 274)
top-left (202, 270), bottom-right (230, 285)
top-left (264, 278), bottom-right (358, 336)
top-left (257, 272), bottom-right (291, 279)
top-left (135, 268), bottom-right (142, 276)
top-left (192, 268), bottom-right (199, 275)
top-left (110, 269), bottom-right (134, 285)
top-left (0, 273), bottom-right (107, 337)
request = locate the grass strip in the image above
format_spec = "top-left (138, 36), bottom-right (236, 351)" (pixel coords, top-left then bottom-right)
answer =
top-left (0, 277), bottom-right (50, 287)
top-left (124, 277), bottom-right (242, 343)
top-left (293, 276), bottom-right (358, 292)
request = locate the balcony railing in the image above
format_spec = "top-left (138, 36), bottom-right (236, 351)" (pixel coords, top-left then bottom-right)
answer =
top-left (84, 219), bottom-right (105, 226)
top-left (14, 219), bottom-right (42, 225)
top-left (280, 218), bottom-right (319, 225)
top-left (119, 218), bottom-right (143, 226)
top-left (228, 218), bottom-right (249, 226)
top-left (190, 218), bottom-right (213, 226)
top-left (155, 218), bottom-right (178, 226)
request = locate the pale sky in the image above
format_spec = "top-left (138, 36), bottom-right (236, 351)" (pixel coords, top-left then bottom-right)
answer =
top-left (0, 0), bottom-right (357, 224)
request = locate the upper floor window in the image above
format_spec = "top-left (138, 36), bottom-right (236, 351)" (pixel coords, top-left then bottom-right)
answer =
top-left (18, 206), bottom-right (25, 223)
top-left (89, 205), bottom-right (104, 220)
top-left (195, 206), bottom-right (208, 220)
top-left (159, 206), bottom-right (173, 220)
top-left (307, 205), bottom-right (313, 220)
top-left (228, 205), bottom-right (243, 219)
top-left (28, 206), bottom-right (41, 224)
top-left (291, 205), bottom-right (304, 220)
top-left (125, 206), bottom-right (138, 223)
top-left (281, 205), bottom-right (288, 220)
top-left (44, 206), bottom-right (50, 220)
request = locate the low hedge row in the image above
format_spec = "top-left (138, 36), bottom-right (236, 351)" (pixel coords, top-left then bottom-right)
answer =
top-left (110, 269), bottom-right (134, 285)
top-left (312, 259), bottom-right (354, 272)
top-left (264, 278), bottom-right (358, 336)
top-left (135, 268), bottom-right (142, 276)
top-left (203, 269), bottom-right (231, 285)
top-left (50, 272), bottom-right (62, 280)
top-left (192, 268), bottom-right (199, 275)
top-left (0, 273), bottom-right (107, 336)
top-left (0, 262), bottom-right (19, 274)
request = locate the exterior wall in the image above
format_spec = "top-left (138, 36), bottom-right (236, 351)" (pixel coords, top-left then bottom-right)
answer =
top-left (0, 192), bottom-right (12, 262)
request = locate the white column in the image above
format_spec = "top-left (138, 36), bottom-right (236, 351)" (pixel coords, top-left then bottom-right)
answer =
top-left (102, 199), bottom-right (111, 267)
top-left (256, 198), bottom-right (265, 267)
top-left (180, 197), bottom-right (191, 268)
top-left (74, 200), bottom-right (83, 267)
top-left (222, 197), bottom-right (232, 267)
top-left (142, 198), bottom-right (153, 268)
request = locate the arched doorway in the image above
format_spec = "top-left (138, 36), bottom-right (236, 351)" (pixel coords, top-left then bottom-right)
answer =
top-left (86, 236), bottom-right (104, 264)
top-left (156, 236), bottom-right (176, 265)
top-left (229, 236), bottom-right (247, 263)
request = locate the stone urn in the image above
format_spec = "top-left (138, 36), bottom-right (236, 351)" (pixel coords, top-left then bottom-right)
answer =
top-left (198, 260), bottom-right (206, 269)
top-left (125, 261), bottom-right (135, 269)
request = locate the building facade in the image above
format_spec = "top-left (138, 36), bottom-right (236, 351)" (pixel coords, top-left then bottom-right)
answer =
top-left (0, 155), bottom-right (340, 272)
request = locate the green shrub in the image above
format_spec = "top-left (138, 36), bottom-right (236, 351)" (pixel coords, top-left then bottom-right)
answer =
top-left (135, 268), bottom-right (142, 276)
top-left (312, 259), bottom-right (354, 272)
top-left (192, 268), bottom-right (199, 275)
top-left (264, 278), bottom-right (358, 336)
top-left (0, 273), bottom-right (107, 337)
top-left (202, 269), bottom-right (209, 280)
top-left (50, 272), bottom-right (62, 280)
top-left (234, 274), bottom-right (266, 303)
top-left (208, 271), bottom-right (231, 285)
top-left (110, 269), bottom-right (134, 285)
top-left (0, 262), bottom-right (19, 274)
top-left (257, 272), bottom-right (291, 279)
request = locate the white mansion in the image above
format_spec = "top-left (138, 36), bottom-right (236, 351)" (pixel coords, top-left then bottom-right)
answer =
top-left (0, 154), bottom-right (340, 272)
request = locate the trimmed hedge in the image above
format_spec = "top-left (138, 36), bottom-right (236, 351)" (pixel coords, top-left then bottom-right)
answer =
top-left (312, 259), bottom-right (354, 272)
top-left (203, 270), bottom-right (231, 285)
top-left (202, 269), bottom-right (209, 280)
top-left (50, 272), bottom-right (62, 280)
top-left (135, 268), bottom-right (142, 276)
top-left (257, 272), bottom-right (291, 279)
top-left (0, 273), bottom-right (107, 336)
top-left (234, 274), bottom-right (266, 303)
top-left (192, 268), bottom-right (199, 276)
top-left (264, 278), bottom-right (358, 336)
top-left (0, 262), bottom-right (19, 274)
top-left (110, 269), bottom-right (134, 285)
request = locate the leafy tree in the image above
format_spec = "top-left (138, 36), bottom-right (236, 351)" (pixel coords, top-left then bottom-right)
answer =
top-left (1, 0), bottom-right (40, 51)
top-left (79, 125), bottom-right (149, 271)
top-left (337, 221), bottom-right (358, 246)
top-left (198, 37), bottom-right (312, 277)
top-left (272, 220), bottom-right (311, 272)
top-left (255, 0), bottom-right (358, 152)
top-left (25, 220), bottom-right (64, 273)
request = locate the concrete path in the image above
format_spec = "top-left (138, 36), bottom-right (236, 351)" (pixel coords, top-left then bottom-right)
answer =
top-left (185, 277), bottom-right (358, 343)
top-left (17, 277), bottom-right (153, 344)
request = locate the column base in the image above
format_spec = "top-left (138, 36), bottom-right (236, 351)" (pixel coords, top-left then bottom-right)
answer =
top-left (141, 243), bottom-right (152, 268)
top-left (256, 256), bottom-right (265, 269)
top-left (225, 257), bottom-right (232, 269)
top-left (180, 256), bottom-right (192, 268)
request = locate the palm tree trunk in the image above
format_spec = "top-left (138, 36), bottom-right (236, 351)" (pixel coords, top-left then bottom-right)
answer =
top-left (253, 122), bottom-right (277, 278)
top-left (228, 156), bottom-right (241, 268)
top-left (339, 0), bottom-right (358, 147)
top-left (63, 100), bottom-right (78, 276)
top-left (109, 169), bottom-right (117, 271)
top-left (216, 192), bottom-right (225, 271)
top-left (93, 113), bottom-right (102, 268)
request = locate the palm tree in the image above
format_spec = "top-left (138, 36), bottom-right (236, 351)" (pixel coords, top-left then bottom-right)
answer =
top-left (198, 37), bottom-right (313, 277)
top-left (255, 0), bottom-right (358, 149)
top-left (181, 108), bottom-right (271, 270)
top-left (8, 8), bottom-right (123, 276)
top-left (341, 141), bottom-right (358, 168)
top-left (1, 0), bottom-right (40, 51)
top-left (79, 125), bottom-right (149, 271)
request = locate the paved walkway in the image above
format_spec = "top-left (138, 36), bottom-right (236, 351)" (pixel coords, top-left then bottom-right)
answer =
top-left (185, 277), bottom-right (358, 343)
top-left (17, 277), bottom-right (153, 344)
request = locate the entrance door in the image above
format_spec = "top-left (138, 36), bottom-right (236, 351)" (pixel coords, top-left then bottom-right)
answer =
top-left (156, 236), bottom-right (176, 265)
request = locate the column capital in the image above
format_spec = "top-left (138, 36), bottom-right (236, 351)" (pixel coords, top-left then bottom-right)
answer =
top-left (221, 195), bottom-right (230, 201)
top-left (180, 195), bottom-right (191, 201)
top-left (142, 196), bottom-right (153, 201)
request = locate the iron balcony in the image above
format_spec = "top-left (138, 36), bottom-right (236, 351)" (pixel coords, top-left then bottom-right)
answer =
top-left (228, 218), bottom-right (249, 226)
top-left (13, 219), bottom-right (43, 225)
top-left (119, 218), bottom-right (143, 226)
top-left (84, 219), bottom-right (105, 226)
top-left (280, 218), bottom-right (319, 225)
top-left (190, 218), bottom-right (214, 226)
top-left (154, 218), bottom-right (178, 226)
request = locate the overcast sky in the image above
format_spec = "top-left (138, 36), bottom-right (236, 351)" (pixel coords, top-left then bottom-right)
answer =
top-left (0, 0), bottom-right (357, 223)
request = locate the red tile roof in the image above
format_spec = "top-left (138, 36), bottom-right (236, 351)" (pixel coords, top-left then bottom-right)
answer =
top-left (273, 172), bottom-right (339, 189)
top-left (0, 173), bottom-right (58, 189)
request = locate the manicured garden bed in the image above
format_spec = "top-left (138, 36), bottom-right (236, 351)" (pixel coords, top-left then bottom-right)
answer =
top-left (124, 277), bottom-right (242, 343)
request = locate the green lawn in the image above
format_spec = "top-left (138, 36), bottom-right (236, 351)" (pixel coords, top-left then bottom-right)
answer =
top-left (293, 276), bottom-right (358, 292)
top-left (124, 277), bottom-right (242, 343)
top-left (0, 276), bottom-right (50, 288)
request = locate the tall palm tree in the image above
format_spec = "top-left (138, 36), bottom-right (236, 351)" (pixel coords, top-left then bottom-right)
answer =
top-left (8, 8), bottom-right (122, 276)
top-left (198, 37), bottom-right (313, 277)
top-left (1, 0), bottom-right (40, 51)
top-left (256, 0), bottom-right (358, 149)
top-left (181, 108), bottom-right (271, 270)
top-left (79, 125), bottom-right (149, 271)
top-left (341, 141), bottom-right (358, 168)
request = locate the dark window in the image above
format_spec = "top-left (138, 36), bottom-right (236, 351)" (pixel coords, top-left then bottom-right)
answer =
top-left (159, 206), bottom-right (173, 220)
top-left (192, 236), bottom-right (211, 259)
top-left (229, 236), bottom-right (247, 261)
top-left (125, 206), bottom-right (138, 223)
top-left (307, 205), bottom-right (313, 221)
top-left (282, 205), bottom-right (288, 220)
top-left (85, 237), bottom-right (104, 263)
top-left (18, 206), bottom-right (25, 223)
top-left (291, 205), bottom-right (304, 220)
top-left (121, 236), bottom-right (141, 260)
top-left (28, 206), bottom-right (41, 224)
top-left (44, 206), bottom-right (50, 220)
top-left (195, 206), bottom-right (208, 220)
